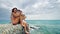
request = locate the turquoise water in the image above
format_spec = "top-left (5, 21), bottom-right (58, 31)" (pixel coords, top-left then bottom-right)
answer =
top-left (0, 20), bottom-right (60, 34)
top-left (0, 20), bottom-right (10, 24)
top-left (26, 20), bottom-right (60, 25)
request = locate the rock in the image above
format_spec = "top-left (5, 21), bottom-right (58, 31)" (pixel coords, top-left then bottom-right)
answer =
top-left (0, 24), bottom-right (23, 34)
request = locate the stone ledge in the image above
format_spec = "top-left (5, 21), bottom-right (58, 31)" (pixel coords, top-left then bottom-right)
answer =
top-left (0, 24), bottom-right (23, 34)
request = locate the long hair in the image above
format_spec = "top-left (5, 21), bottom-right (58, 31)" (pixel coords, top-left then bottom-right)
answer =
top-left (17, 10), bottom-right (23, 24)
top-left (17, 9), bottom-right (22, 13)
top-left (12, 8), bottom-right (17, 12)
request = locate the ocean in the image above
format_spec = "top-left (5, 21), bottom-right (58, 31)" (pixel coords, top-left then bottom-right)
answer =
top-left (0, 20), bottom-right (60, 34)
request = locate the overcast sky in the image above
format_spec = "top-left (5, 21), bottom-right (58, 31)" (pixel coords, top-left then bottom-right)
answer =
top-left (0, 0), bottom-right (60, 20)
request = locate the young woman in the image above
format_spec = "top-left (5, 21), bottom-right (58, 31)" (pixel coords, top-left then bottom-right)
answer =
top-left (20, 14), bottom-right (29, 34)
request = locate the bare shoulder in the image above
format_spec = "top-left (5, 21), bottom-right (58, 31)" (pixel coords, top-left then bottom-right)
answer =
top-left (23, 20), bottom-right (27, 25)
top-left (23, 21), bottom-right (27, 24)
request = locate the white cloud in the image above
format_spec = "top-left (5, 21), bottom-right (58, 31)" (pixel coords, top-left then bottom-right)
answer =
top-left (57, 0), bottom-right (60, 3)
top-left (0, 3), bottom-right (10, 9)
top-left (32, 2), bottom-right (42, 8)
top-left (32, 0), bottom-right (49, 9)
top-left (26, 14), bottom-right (60, 20)
top-left (0, 0), bottom-right (60, 20)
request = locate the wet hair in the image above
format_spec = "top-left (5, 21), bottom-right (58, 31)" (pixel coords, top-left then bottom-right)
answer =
top-left (16, 9), bottom-right (23, 24)
top-left (17, 9), bottom-right (22, 13)
top-left (21, 14), bottom-right (25, 16)
top-left (12, 8), bottom-right (17, 12)
top-left (17, 10), bottom-right (20, 11)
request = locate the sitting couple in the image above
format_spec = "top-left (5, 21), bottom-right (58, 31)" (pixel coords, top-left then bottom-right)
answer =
top-left (11, 8), bottom-right (29, 34)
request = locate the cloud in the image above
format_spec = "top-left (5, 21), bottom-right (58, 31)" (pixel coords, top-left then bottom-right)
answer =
top-left (0, 0), bottom-right (60, 20)
top-left (57, 0), bottom-right (60, 3)
top-left (0, 8), bottom-right (10, 20)
top-left (32, 0), bottom-right (49, 9)
top-left (26, 14), bottom-right (60, 20)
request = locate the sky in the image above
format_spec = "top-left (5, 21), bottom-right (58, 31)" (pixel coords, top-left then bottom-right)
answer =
top-left (0, 0), bottom-right (60, 20)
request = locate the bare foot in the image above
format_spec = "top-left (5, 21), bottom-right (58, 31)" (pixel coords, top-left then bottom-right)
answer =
top-left (26, 31), bottom-right (29, 34)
